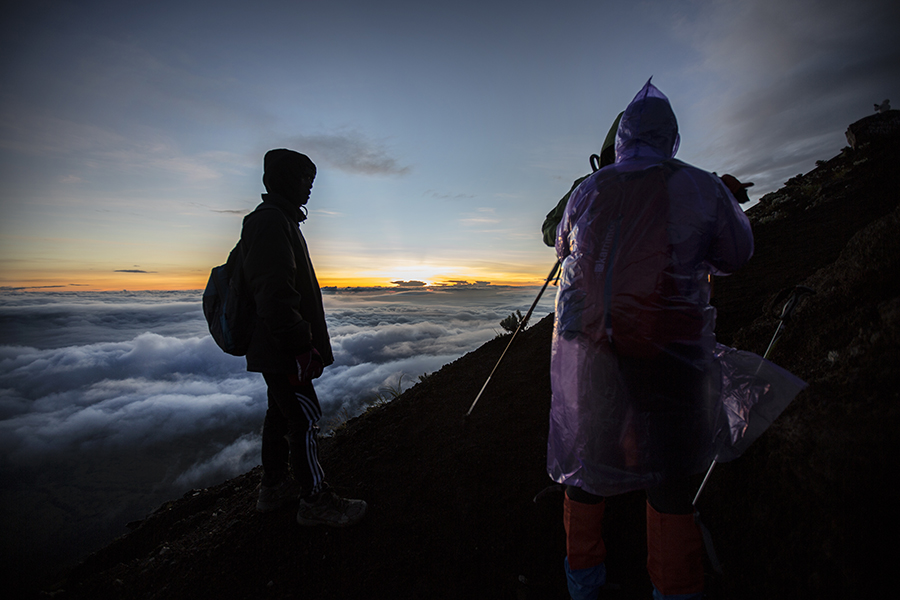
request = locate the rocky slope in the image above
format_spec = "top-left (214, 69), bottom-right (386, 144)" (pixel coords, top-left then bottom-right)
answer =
top-left (42, 112), bottom-right (899, 599)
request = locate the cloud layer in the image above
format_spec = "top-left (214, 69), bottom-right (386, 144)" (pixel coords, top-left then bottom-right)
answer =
top-left (0, 287), bottom-right (554, 583)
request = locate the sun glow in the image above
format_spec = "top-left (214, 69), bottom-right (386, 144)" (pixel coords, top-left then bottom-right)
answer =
top-left (315, 261), bottom-right (549, 289)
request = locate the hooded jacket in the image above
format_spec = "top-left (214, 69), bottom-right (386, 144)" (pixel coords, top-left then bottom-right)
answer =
top-left (240, 152), bottom-right (334, 374)
top-left (547, 81), bottom-right (755, 495)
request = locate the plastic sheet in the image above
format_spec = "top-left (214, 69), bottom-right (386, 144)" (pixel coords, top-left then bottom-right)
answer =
top-left (547, 80), bottom-right (798, 497)
top-left (713, 344), bottom-right (808, 462)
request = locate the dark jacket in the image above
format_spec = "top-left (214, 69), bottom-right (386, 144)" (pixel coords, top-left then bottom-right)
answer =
top-left (240, 192), bottom-right (334, 374)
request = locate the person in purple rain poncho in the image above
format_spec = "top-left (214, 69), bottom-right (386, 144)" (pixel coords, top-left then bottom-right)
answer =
top-left (547, 80), bottom-right (754, 600)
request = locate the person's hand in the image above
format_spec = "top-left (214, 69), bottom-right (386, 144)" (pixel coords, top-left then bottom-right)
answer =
top-left (720, 174), bottom-right (754, 204)
top-left (295, 348), bottom-right (324, 384)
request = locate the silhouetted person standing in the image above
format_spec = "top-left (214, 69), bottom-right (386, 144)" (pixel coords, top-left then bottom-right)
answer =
top-left (242, 149), bottom-right (366, 527)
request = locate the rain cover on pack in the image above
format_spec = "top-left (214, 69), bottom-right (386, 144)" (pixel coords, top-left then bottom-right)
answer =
top-left (547, 80), bottom-right (804, 496)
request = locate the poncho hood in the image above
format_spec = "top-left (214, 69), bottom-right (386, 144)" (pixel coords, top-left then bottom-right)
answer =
top-left (615, 79), bottom-right (680, 163)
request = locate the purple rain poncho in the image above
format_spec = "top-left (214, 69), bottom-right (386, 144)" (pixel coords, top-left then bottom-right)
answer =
top-left (547, 80), bottom-right (806, 496)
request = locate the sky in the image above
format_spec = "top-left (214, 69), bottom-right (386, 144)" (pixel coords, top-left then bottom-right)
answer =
top-left (1, 0), bottom-right (897, 290)
top-left (0, 286), bottom-right (556, 588)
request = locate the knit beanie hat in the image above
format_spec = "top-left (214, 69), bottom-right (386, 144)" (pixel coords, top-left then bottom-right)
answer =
top-left (262, 149), bottom-right (316, 198)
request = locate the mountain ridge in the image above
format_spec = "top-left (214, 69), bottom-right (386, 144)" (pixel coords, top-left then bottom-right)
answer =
top-left (45, 111), bottom-right (899, 599)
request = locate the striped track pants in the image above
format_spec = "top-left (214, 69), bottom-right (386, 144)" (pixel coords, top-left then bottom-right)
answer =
top-left (261, 373), bottom-right (325, 495)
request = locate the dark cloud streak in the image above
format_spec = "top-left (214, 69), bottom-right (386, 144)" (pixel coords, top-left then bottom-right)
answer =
top-left (672, 0), bottom-right (900, 200)
top-left (286, 131), bottom-right (411, 176)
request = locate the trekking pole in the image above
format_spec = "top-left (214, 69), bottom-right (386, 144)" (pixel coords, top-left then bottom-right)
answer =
top-left (690, 284), bottom-right (814, 574)
top-left (465, 261), bottom-right (561, 418)
top-left (692, 284), bottom-right (816, 507)
top-left (763, 286), bottom-right (816, 360)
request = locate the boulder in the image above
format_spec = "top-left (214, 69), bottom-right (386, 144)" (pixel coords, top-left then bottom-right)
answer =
top-left (845, 109), bottom-right (900, 149)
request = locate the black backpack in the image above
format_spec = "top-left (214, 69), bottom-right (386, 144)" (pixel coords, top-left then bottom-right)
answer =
top-left (202, 241), bottom-right (256, 356)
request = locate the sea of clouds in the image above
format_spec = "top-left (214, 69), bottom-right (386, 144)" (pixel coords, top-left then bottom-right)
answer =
top-left (0, 285), bottom-right (554, 587)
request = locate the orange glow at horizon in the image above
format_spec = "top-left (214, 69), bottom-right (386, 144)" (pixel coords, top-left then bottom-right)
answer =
top-left (0, 268), bottom-right (552, 293)
top-left (0, 271), bottom-right (212, 292)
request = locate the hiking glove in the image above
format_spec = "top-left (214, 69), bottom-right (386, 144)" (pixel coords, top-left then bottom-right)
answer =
top-left (295, 348), bottom-right (324, 384)
top-left (719, 173), bottom-right (754, 204)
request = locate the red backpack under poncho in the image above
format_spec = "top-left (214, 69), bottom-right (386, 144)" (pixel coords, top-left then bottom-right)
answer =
top-left (556, 159), bottom-right (703, 358)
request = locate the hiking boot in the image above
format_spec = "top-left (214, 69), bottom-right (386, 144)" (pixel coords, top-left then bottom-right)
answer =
top-left (256, 477), bottom-right (301, 512)
top-left (296, 484), bottom-right (367, 527)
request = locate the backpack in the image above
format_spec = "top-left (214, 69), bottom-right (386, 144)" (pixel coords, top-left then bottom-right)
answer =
top-left (202, 241), bottom-right (256, 356)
